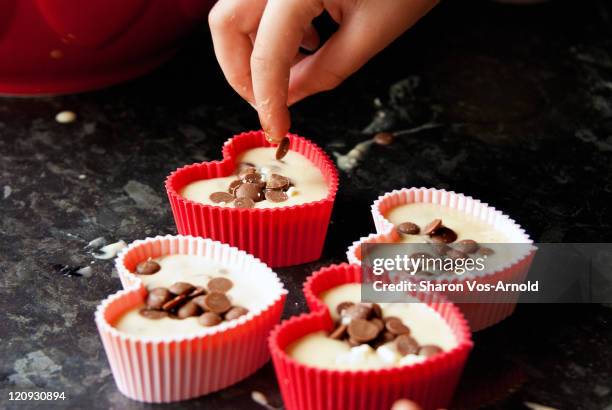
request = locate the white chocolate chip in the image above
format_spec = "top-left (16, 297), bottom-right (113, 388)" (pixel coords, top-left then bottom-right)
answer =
top-left (55, 110), bottom-right (77, 124)
top-left (93, 240), bottom-right (127, 260)
top-left (398, 354), bottom-right (426, 366)
top-left (286, 186), bottom-right (299, 197)
top-left (376, 344), bottom-right (400, 365)
top-left (341, 316), bottom-right (352, 325)
top-left (335, 344), bottom-right (374, 367)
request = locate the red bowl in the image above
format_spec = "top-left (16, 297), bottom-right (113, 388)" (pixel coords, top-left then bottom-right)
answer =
top-left (0, 0), bottom-right (212, 95)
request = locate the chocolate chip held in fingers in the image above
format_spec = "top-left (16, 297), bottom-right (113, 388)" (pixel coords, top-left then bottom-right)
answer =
top-left (275, 136), bottom-right (290, 160)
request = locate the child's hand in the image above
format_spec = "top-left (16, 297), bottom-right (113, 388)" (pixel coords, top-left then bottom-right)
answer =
top-left (209, 0), bottom-right (437, 143)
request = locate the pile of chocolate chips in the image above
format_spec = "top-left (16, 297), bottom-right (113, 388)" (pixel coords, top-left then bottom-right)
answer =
top-left (397, 218), bottom-right (495, 260)
top-left (208, 165), bottom-right (293, 209)
top-left (136, 260), bottom-right (248, 327)
top-left (328, 302), bottom-right (442, 358)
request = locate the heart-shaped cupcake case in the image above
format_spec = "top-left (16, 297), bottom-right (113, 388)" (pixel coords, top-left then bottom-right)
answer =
top-left (165, 131), bottom-right (339, 268)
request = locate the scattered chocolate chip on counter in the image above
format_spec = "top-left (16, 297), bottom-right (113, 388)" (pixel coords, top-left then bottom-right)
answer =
top-left (373, 132), bottom-right (395, 146)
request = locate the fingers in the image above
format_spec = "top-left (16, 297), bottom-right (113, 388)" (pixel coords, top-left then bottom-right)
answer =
top-left (251, 0), bottom-right (324, 142)
top-left (287, 0), bottom-right (438, 105)
top-left (301, 24), bottom-right (320, 52)
top-left (209, 0), bottom-right (267, 105)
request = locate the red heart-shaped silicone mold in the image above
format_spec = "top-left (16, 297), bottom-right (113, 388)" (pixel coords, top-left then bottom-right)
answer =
top-left (268, 263), bottom-right (473, 410)
top-left (165, 131), bottom-right (339, 267)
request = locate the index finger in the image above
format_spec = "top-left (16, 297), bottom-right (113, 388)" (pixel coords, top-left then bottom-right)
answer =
top-left (251, 0), bottom-right (323, 143)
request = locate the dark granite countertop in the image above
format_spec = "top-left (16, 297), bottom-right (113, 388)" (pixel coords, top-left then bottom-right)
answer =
top-left (1, 1), bottom-right (611, 409)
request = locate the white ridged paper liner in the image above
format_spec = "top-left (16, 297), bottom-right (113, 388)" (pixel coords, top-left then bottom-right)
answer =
top-left (96, 235), bottom-right (287, 402)
top-left (346, 187), bottom-right (535, 331)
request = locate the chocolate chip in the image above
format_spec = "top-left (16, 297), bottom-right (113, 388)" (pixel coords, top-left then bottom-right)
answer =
top-left (242, 172), bottom-right (263, 184)
top-left (397, 222), bottom-right (420, 235)
top-left (201, 292), bottom-right (232, 314)
top-left (162, 294), bottom-right (188, 311)
top-left (371, 318), bottom-right (385, 332)
top-left (343, 304), bottom-right (372, 320)
top-left (385, 317), bottom-right (411, 335)
top-left (347, 319), bottom-right (379, 343)
top-left (418, 345), bottom-right (443, 357)
top-left (210, 191), bottom-right (235, 204)
top-left (329, 324), bottom-right (348, 340)
top-left (445, 248), bottom-right (468, 260)
top-left (455, 239), bottom-right (479, 254)
top-left (265, 190), bottom-right (288, 202)
top-left (347, 338), bottom-right (361, 347)
top-left (236, 183), bottom-right (264, 202)
top-left (169, 282), bottom-right (195, 296)
top-left (238, 166), bottom-right (257, 180)
top-left (478, 246), bottom-right (495, 256)
top-left (136, 260), bottom-right (160, 275)
top-left (146, 288), bottom-right (172, 309)
top-left (177, 301), bottom-right (201, 319)
top-left (410, 252), bottom-right (433, 260)
top-left (191, 295), bottom-right (207, 309)
top-left (228, 180), bottom-right (242, 195)
top-left (266, 174), bottom-right (290, 190)
top-left (188, 287), bottom-right (207, 298)
top-left (139, 308), bottom-right (169, 319)
top-left (198, 312), bottom-right (222, 327)
top-left (275, 137), bottom-right (290, 160)
top-left (373, 132), bottom-right (395, 146)
top-left (381, 331), bottom-right (396, 343)
top-left (225, 306), bottom-right (249, 321)
top-left (336, 301), bottom-right (355, 316)
top-left (237, 162), bottom-right (256, 173)
top-left (234, 197), bottom-right (255, 209)
top-left (429, 227), bottom-right (457, 244)
top-left (371, 303), bottom-right (383, 319)
top-left (423, 218), bottom-right (443, 235)
top-left (208, 277), bottom-right (233, 293)
top-left (396, 334), bottom-right (420, 355)
top-left (428, 242), bottom-right (451, 256)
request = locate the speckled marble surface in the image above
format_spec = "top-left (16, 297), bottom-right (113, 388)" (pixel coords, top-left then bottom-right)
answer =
top-left (1, 1), bottom-right (612, 409)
